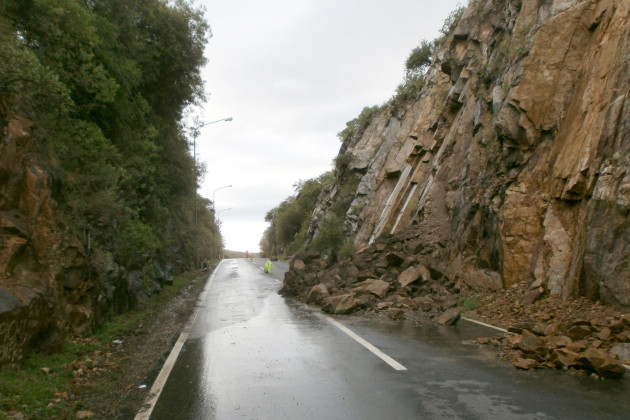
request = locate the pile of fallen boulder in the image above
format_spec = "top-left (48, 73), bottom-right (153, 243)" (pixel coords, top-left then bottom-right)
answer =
top-left (479, 314), bottom-right (630, 378)
top-left (280, 239), bottom-right (629, 378)
top-left (280, 241), bottom-right (464, 322)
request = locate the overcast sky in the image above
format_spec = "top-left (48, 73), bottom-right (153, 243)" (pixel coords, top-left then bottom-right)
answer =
top-left (193, 0), bottom-right (463, 252)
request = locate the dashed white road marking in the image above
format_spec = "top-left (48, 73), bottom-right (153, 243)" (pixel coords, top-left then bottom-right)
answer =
top-left (324, 315), bottom-right (407, 371)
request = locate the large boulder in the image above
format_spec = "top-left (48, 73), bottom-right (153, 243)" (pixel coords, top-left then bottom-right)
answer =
top-left (321, 293), bottom-right (358, 315)
top-left (352, 278), bottom-right (390, 299)
top-left (306, 284), bottom-right (329, 305)
top-left (437, 307), bottom-right (462, 326)
top-left (398, 264), bottom-right (431, 288)
top-left (579, 348), bottom-right (626, 378)
top-left (549, 348), bottom-right (582, 369)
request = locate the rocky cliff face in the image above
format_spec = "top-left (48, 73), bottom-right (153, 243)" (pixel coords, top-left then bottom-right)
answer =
top-left (0, 113), bottom-right (135, 368)
top-left (307, 0), bottom-right (630, 308)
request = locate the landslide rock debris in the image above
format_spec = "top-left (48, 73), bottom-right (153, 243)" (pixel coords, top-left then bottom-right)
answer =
top-left (280, 0), bottom-right (630, 378)
top-left (282, 243), bottom-right (629, 377)
top-left (304, 0), bottom-right (630, 314)
top-left (280, 230), bottom-right (471, 321)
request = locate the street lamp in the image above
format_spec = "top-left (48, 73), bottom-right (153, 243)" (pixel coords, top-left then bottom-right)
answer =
top-left (212, 185), bottom-right (232, 258)
top-left (217, 208), bottom-right (232, 222)
top-left (191, 117), bottom-right (233, 170)
top-left (212, 185), bottom-right (233, 210)
top-left (191, 117), bottom-right (232, 269)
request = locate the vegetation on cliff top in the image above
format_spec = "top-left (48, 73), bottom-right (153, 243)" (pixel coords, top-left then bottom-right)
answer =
top-left (259, 4), bottom-right (467, 260)
top-left (0, 0), bottom-right (217, 277)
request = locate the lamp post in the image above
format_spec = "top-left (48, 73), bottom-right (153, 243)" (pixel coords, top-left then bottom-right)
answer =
top-left (212, 185), bottom-right (232, 258)
top-left (215, 208), bottom-right (232, 258)
top-left (191, 117), bottom-right (232, 269)
top-left (217, 208), bottom-right (232, 222)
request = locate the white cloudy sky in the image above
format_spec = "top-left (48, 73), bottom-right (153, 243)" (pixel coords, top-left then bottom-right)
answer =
top-left (193, 0), bottom-right (463, 252)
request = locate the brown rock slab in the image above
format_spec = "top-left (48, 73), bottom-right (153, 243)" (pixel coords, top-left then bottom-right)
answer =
top-left (508, 321), bottom-right (536, 334)
top-left (437, 307), bottom-right (462, 326)
top-left (413, 296), bottom-right (436, 312)
top-left (615, 330), bottom-right (630, 342)
top-left (566, 325), bottom-right (592, 341)
top-left (516, 330), bottom-right (545, 353)
top-left (579, 348), bottom-right (626, 378)
top-left (353, 278), bottom-right (390, 299)
top-left (550, 348), bottom-right (582, 369)
top-left (306, 284), bottom-right (329, 305)
top-left (388, 308), bottom-right (405, 320)
top-left (398, 264), bottom-right (431, 288)
top-left (595, 327), bottom-right (611, 341)
top-left (356, 294), bottom-right (377, 309)
top-left (513, 358), bottom-right (538, 370)
top-left (292, 259), bottom-right (306, 272)
top-left (385, 251), bottom-right (404, 266)
top-left (520, 287), bottom-right (544, 305)
top-left (321, 293), bottom-right (358, 315)
top-left (546, 335), bottom-right (571, 349)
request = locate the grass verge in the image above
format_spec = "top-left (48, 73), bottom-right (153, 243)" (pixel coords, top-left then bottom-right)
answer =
top-left (0, 269), bottom-right (208, 420)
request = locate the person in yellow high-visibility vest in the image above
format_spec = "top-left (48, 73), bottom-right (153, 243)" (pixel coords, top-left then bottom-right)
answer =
top-left (264, 260), bottom-right (273, 273)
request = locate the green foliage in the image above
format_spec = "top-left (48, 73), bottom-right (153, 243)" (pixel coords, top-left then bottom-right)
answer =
top-left (334, 152), bottom-right (353, 173)
top-left (0, 351), bottom-right (73, 418)
top-left (405, 40), bottom-right (434, 78)
top-left (119, 219), bottom-right (159, 269)
top-left (308, 175), bottom-right (360, 257)
top-left (309, 213), bottom-right (345, 255)
top-left (389, 74), bottom-right (425, 111)
top-left (338, 237), bottom-right (356, 261)
top-left (439, 4), bottom-right (466, 37)
top-left (337, 105), bottom-right (381, 144)
top-left (461, 296), bottom-right (481, 310)
top-left (0, 32), bottom-right (71, 117)
top-left (389, 3), bottom-right (468, 111)
top-left (0, 0), bottom-right (215, 277)
top-left (260, 172), bottom-right (331, 257)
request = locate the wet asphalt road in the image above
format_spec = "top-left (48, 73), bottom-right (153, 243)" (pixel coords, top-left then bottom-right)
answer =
top-left (147, 258), bottom-right (630, 419)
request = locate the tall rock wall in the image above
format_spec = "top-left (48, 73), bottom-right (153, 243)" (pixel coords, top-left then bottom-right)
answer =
top-left (315, 0), bottom-right (630, 308)
top-left (0, 113), bottom-right (134, 368)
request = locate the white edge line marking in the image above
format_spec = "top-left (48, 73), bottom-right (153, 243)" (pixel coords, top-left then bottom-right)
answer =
top-left (461, 316), bottom-right (509, 333)
top-left (324, 315), bottom-right (407, 371)
top-left (134, 261), bottom-right (222, 420)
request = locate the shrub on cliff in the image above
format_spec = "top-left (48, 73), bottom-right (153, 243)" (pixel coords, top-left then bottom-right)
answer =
top-left (405, 40), bottom-right (434, 78)
top-left (337, 105), bottom-right (381, 145)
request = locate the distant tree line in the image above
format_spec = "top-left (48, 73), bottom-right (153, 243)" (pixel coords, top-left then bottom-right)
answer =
top-left (0, 0), bottom-right (219, 275)
top-left (260, 173), bottom-right (332, 257)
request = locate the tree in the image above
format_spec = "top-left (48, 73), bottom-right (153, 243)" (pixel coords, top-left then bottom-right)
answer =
top-left (0, 0), bottom-right (215, 278)
top-left (260, 173), bottom-right (331, 256)
top-left (405, 40), bottom-right (434, 78)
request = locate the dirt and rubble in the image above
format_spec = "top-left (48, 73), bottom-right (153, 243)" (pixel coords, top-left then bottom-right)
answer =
top-left (468, 282), bottom-right (630, 379)
top-left (281, 240), bottom-right (630, 379)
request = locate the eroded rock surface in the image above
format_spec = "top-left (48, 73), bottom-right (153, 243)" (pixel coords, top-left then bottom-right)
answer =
top-left (304, 0), bottom-right (630, 310)
top-left (285, 0), bottom-right (630, 377)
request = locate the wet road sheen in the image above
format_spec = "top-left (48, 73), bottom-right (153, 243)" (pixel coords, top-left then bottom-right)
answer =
top-left (149, 259), bottom-right (630, 419)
